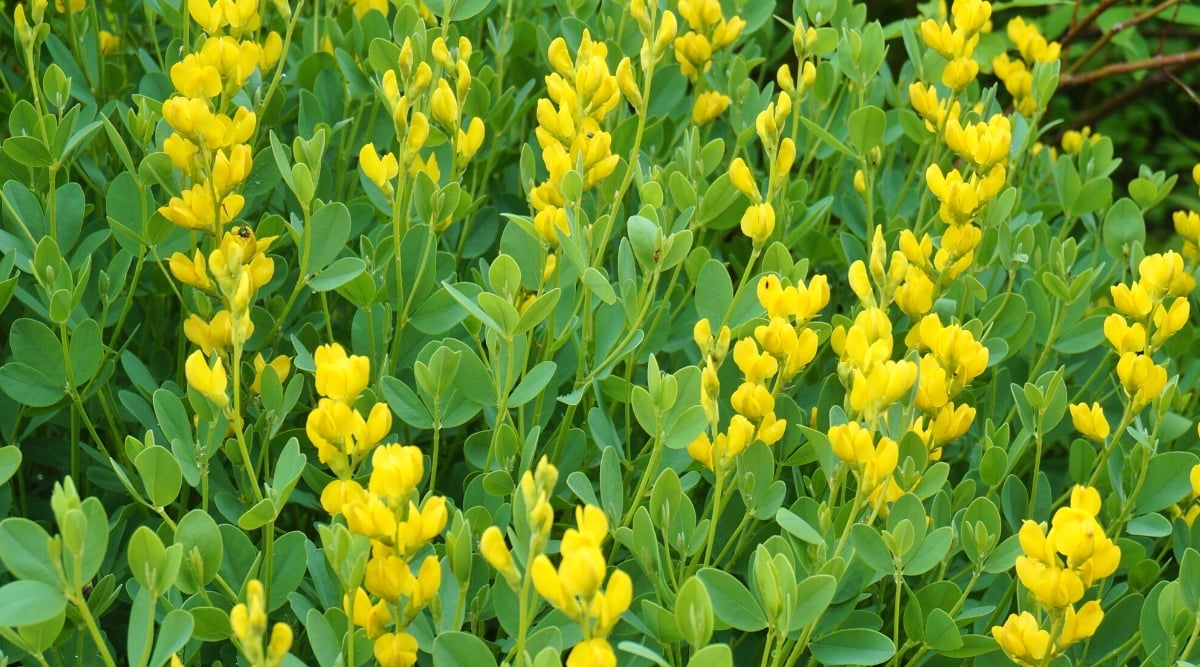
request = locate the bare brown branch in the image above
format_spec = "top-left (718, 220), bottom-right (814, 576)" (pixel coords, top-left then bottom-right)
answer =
top-left (1060, 49), bottom-right (1200, 87)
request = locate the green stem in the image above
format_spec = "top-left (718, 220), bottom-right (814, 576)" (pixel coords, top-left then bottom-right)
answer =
top-left (71, 590), bottom-right (117, 667)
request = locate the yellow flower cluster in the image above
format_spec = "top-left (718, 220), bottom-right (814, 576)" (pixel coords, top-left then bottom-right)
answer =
top-left (158, 0), bottom-right (282, 236)
top-left (923, 110), bottom-right (1008, 275)
top-left (905, 314), bottom-right (987, 460)
top-left (919, 0), bottom-right (991, 91)
top-left (1173, 164), bottom-right (1200, 260)
top-left (993, 486), bottom-right (1118, 665)
top-left (829, 421), bottom-right (897, 494)
top-left (672, 0), bottom-right (743, 82)
top-left (306, 344), bottom-right (446, 667)
top-left (306, 343), bottom-right (391, 481)
top-left (993, 16), bottom-right (1060, 116)
top-left (777, 20), bottom-right (818, 104)
top-left (230, 579), bottom-right (293, 667)
top-left (624, 0), bottom-right (677, 109)
top-left (832, 245), bottom-right (920, 425)
top-left (529, 31), bottom-right (621, 245)
top-left (480, 460), bottom-right (629, 667)
top-left (910, 1), bottom-right (1010, 288)
top-left (687, 274), bottom-right (826, 472)
top-left (1104, 252), bottom-right (1191, 410)
top-left (361, 34), bottom-right (483, 224)
top-left (481, 457), bottom-right (558, 591)
top-left (668, 0), bottom-right (742, 125)
top-left (173, 228), bottom-right (287, 408)
top-left (532, 505), bottom-right (631, 667)
top-left (728, 88), bottom-right (799, 247)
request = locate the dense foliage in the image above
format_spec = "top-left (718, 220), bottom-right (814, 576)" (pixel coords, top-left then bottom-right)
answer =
top-left (1, 0), bottom-right (1200, 666)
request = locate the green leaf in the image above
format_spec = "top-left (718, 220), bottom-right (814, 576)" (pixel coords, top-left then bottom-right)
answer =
top-left (3, 136), bottom-right (54, 167)
top-left (1135, 451), bottom-right (1200, 513)
top-left (0, 362), bottom-right (67, 407)
top-left (306, 608), bottom-right (341, 667)
top-left (695, 259), bottom-right (733, 326)
top-left (0, 580), bottom-right (67, 627)
top-left (68, 318), bottom-right (104, 387)
top-left (776, 508), bottom-right (824, 545)
top-left (307, 202), bottom-right (352, 273)
top-left (442, 281), bottom-right (504, 334)
top-left (174, 510), bottom-right (223, 594)
top-left (0, 518), bottom-right (61, 585)
top-left (10, 318), bottom-right (67, 385)
top-left (148, 610), bottom-right (194, 667)
top-left (154, 389), bottom-right (193, 453)
top-left (924, 608), bottom-right (964, 651)
top-left (847, 105), bottom-right (886, 154)
top-left (789, 575), bottom-right (836, 632)
top-left (269, 532), bottom-right (308, 611)
top-left (508, 361), bottom-right (556, 408)
top-left (685, 644), bottom-right (731, 667)
top-left (238, 498), bottom-right (277, 531)
top-left (381, 375), bottom-right (435, 429)
top-left (432, 631), bottom-right (498, 667)
top-left (127, 525), bottom-right (168, 594)
top-left (271, 438), bottom-right (307, 506)
top-left (135, 446), bottom-right (183, 507)
top-left (0, 446), bottom-right (22, 487)
top-left (799, 116), bottom-right (855, 158)
top-left (675, 576), bottom-right (714, 648)
top-left (810, 629), bottom-right (896, 665)
top-left (309, 257), bottom-right (366, 291)
top-left (696, 568), bottom-right (767, 631)
top-left (1103, 198), bottom-right (1145, 260)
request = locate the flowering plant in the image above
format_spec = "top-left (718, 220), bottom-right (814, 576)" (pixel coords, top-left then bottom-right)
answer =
top-left (1, 0), bottom-right (1200, 665)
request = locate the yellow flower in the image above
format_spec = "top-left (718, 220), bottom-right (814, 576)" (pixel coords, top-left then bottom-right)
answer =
top-left (430, 79), bottom-right (459, 128)
top-left (731, 381), bottom-right (774, 420)
top-left (567, 638), bottom-right (617, 667)
top-left (481, 526), bottom-right (521, 588)
top-left (952, 0), bottom-right (992, 34)
top-left (185, 351), bottom-right (228, 408)
top-left (266, 623), bottom-right (292, 664)
top-left (1068, 402), bottom-right (1109, 442)
top-left (729, 158), bottom-right (760, 201)
top-left (1116, 352), bottom-right (1168, 411)
top-left (1103, 314), bottom-right (1146, 355)
top-left (360, 143), bottom-right (399, 197)
top-left (691, 91), bottom-right (730, 125)
top-left (343, 493), bottom-right (397, 540)
top-left (732, 338), bottom-right (778, 384)
top-left (941, 56), bottom-right (978, 90)
top-left (673, 31), bottom-right (713, 79)
top-left (991, 612), bottom-right (1050, 666)
top-left (1007, 16), bottom-right (1061, 63)
top-left (1058, 600), bottom-right (1104, 648)
top-left (739, 202), bottom-right (775, 247)
top-left (314, 343), bottom-right (370, 402)
top-left (373, 632), bottom-right (418, 667)
top-left (319, 479), bottom-right (365, 515)
top-left (368, 444), bottom-right (423, 501)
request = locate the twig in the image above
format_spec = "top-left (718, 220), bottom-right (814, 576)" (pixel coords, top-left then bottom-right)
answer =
top-left (1060, 0), bottom-right (1121, 48)
top-left (1060, 49), bottom-right (1200, 87)
top-left (1165, 69), bottom-right (1200, 107)
top-left (1067, 0), bottom-right (1186, 75)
